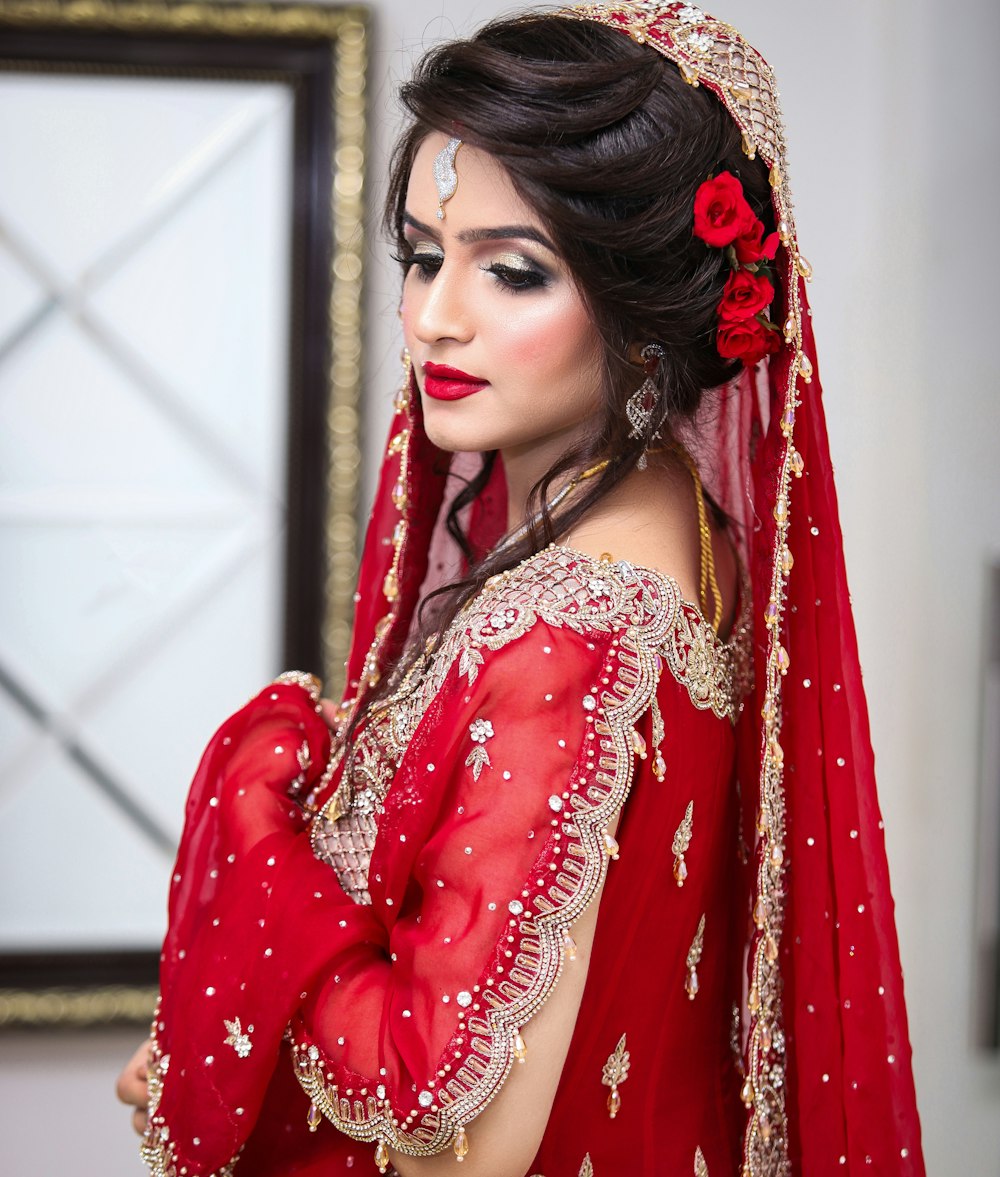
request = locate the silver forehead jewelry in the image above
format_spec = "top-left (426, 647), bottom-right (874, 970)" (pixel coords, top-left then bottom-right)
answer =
top-left (432, 137), bottom-right (463, 220)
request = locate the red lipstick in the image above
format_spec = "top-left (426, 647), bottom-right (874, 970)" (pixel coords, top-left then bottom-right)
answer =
top-left (422, 362), bottom-right (489, 401)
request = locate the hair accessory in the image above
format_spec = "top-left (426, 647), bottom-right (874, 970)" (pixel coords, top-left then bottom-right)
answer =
top-left (626, 342), bottom-right (666, 469)
top-left (432, 137), bottom-right (463, 220)
top-left (692, 171), bottom-right (780, 367)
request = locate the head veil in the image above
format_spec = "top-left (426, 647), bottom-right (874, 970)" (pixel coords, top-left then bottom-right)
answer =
top-left (336, 4), bottom-right (924, 1173)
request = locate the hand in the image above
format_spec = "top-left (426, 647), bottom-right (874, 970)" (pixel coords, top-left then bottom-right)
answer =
top-left (115, 1037), bottom-right (152, 1137)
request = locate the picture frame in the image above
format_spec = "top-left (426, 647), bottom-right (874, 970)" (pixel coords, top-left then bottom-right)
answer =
top-left (0, 0), bottom-right (368, 1027)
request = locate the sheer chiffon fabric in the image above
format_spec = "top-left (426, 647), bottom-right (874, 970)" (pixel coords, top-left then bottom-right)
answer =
top-left (142, 4), bottom-right (923, 1174)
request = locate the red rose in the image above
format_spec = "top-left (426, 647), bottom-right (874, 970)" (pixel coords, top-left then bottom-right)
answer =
top-left (733, 220), bottom-right (780, 265)
top-left (718, 269), bottom-right (775, 321)
top-left (693, 171), bottom-right (757, 248)
top-left (717, 316), bottom-right (781, 367)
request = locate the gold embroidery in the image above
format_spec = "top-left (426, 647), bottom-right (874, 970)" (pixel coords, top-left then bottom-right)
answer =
top-left (579, 1157), bottom-right (595, 1177)
top-left (223, 1016), bottom-right (252, 1058)
top-left (685, 914), bottom-right (706, 1000)
top-left (650, 693), bottom-right (666, 780)
top-left (695, 1145), bottom-right (710, 1176)
top-left (601, 1033), bottom-right (631, 1119)
top-left (297, 546), bottom-right (744, 1156)
top-left (672, 800), bottom-right (694, 886)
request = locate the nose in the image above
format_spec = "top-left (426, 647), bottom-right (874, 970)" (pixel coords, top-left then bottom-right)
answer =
top-left (410, 259), bottom-right (474, 346)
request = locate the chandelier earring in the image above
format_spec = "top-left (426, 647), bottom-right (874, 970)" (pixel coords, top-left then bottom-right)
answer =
top-left (626, 342), bottom-right (667, 470)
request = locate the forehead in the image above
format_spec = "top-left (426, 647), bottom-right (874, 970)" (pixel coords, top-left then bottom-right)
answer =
top-left (406, 132), bottom-right (543, 230)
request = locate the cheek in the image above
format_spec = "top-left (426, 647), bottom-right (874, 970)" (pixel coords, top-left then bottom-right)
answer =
top-left (497, 298), bottom-right (598, 376)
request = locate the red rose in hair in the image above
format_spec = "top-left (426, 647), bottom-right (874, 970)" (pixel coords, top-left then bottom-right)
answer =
top-left (718, 269), bottom-right (774, 321)
top-left (717, 316), bottom-right (781, 367)
top-left (733, 218), bottom-right (780, 265)
top-left (693, 171), bottom-right (757, 247)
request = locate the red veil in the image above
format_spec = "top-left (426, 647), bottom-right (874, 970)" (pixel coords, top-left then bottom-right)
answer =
top-left (141, 4), bottom-right (924, 1175)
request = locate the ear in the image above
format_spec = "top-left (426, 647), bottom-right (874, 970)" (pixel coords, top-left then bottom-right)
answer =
top-left (625, 341), bottom-right (646, 366)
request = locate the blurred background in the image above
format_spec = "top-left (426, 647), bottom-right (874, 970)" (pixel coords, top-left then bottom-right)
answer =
top-left (0, 0), bottom-right (998, 1172)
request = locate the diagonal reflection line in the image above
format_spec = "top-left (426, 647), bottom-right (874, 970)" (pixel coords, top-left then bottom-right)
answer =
top-left (82, 91), bottom-right (294, 293)
top-left (0, 658), bottom-right (176, 859)
top-left (0, 295), bottom-right (58, 367)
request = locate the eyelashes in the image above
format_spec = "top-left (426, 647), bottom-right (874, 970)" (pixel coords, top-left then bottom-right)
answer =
top-left (392, 248), bottom-right (550, 294)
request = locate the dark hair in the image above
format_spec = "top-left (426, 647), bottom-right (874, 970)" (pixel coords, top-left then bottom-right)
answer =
top-left (361, 12), bottom-right (773, 713)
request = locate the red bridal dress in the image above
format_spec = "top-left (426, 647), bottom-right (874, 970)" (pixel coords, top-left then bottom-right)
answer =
top-left (139, 4), bottom-right (925, 1176)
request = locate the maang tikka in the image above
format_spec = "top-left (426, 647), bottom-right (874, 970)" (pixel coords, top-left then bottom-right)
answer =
top-left (626, 342), bottom-right (666, 469)
top-left (433, 137), bottom-right (463, 220)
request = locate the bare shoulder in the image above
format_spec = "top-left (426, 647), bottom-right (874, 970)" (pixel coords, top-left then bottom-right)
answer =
top-left (562, 461), bottom-right (739, 633)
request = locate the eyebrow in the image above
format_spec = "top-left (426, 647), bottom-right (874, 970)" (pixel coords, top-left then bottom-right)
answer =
top-left (403, 212), bottom-right (556, 253)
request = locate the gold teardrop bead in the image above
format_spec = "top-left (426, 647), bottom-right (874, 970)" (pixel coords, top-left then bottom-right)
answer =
top-left (673, 855), bottom-right (688, 886)
top-left (760, 1021), bottom-right (773, 1053)
top-left (632, 728), bottom-right (647, 759)
top-left (382, 570), bottom-right (398, 601)
top-left (604, 831), bottom-right (620, 859)
top-left (741, 1077), bottom-right (754, 1106)
top-left (769, 164), bottom-right (782, 188)
top-left (789, 449), bottom-right (804, 477)
top-left (765, 933), bottom-right (779, 962)
top-left (778, 219), bottom-right (791, 244)
top-left (513, 1031), bottom-right (527, 1063)
top-left (685, 967), bottom-right (699, 1000)
top-left (759, 1110), bottom-right (772, 1141)
top-left (749, 984), bottom-right (760, 1013)
top-left (753, 897), bottom-right (766, 928)
top-left (375, 1140), bottom-right (390, 1173)
top-left (563, 932), bottom-right (578, 961)
top-left (607, 1087), bottom-right (622, 1118)
top-left (770, 842), bottom-right (784, 867)
top-left (307, 1102), bottom-right (322, 1132)
top-left (797, 254), bottom-right (814, 280)
top-left (453, 1126), bottom-right (469, 1160)
top-left (653, 750), bottom-right (666, 781)
top-left (781, 545), bottom-right (794, 575)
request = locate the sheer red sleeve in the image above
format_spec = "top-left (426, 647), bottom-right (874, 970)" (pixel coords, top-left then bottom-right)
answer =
top-left (144, 612), bottom-right (637, 1175)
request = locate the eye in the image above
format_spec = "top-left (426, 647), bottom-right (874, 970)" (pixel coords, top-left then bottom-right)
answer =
top-left (483, 261), bottom-right (549, 293)
top-left (393, 246), bottom-right (443, 283)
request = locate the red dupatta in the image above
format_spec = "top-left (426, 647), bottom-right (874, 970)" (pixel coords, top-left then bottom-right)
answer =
top-left (141, 4), bottom-right (924, 1175)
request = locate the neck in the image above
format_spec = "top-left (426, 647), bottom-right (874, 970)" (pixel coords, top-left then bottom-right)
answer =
top-left (501, 425), bottom-right (599, 533)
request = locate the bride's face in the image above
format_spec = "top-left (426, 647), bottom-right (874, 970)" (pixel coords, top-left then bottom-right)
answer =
top-left (400, 133), bottom-right (604, 462)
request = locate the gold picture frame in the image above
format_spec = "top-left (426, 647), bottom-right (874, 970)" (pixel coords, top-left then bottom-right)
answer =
top-left (0, 0), bottom-right (368, 1027)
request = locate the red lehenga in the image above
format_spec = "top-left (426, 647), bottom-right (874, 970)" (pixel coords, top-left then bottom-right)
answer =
top-left (140, 5), bottom-right (924, 1177)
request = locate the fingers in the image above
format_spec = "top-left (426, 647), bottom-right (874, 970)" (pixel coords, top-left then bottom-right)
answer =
top-left (132, 1107), bottom-right (149, 1137)
top-left (116, 1037), bottom-right (152, 1108)
top-left (320, 697), bottom-right (340, 729)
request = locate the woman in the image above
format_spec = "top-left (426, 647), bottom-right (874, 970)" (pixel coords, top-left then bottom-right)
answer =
top-left (117, 4), bottom-right (924, 1174)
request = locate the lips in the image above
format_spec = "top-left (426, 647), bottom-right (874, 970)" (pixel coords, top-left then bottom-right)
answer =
top-left (422, 362), bottom-right (489, 401)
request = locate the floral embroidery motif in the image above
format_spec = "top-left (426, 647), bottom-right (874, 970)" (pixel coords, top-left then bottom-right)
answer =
top-left (685, 914), bottom-right (706, 1000)
top-left (601, 1033), bottom-right (631, 1119)
top-left (579, 1157), bottom-right (595, 1177)
top-left (672, 800), bottom-right (694, 886)
top-left (695, 1145), bottom-right (710, 1176)
top-left (223, 1016), bottom-right (253, 1058)
top-left (465, 717), bottom-right (495, 780)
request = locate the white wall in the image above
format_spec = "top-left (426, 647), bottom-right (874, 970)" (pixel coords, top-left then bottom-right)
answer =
top-left (2, 2), bottom-right (998, 1174)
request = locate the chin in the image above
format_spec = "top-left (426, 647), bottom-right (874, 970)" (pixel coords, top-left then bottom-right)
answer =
top-left (420, 396), bottom-right (503, 455)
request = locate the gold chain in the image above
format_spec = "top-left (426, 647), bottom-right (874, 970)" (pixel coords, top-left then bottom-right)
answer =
top-left (673, 446), bottom-right (723, 631)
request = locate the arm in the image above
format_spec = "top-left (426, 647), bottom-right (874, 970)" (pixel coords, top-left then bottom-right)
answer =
top-left (146, 615), bottom-right (643, 1177)
top-left (291, 620), bottom-right (617, 1173)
